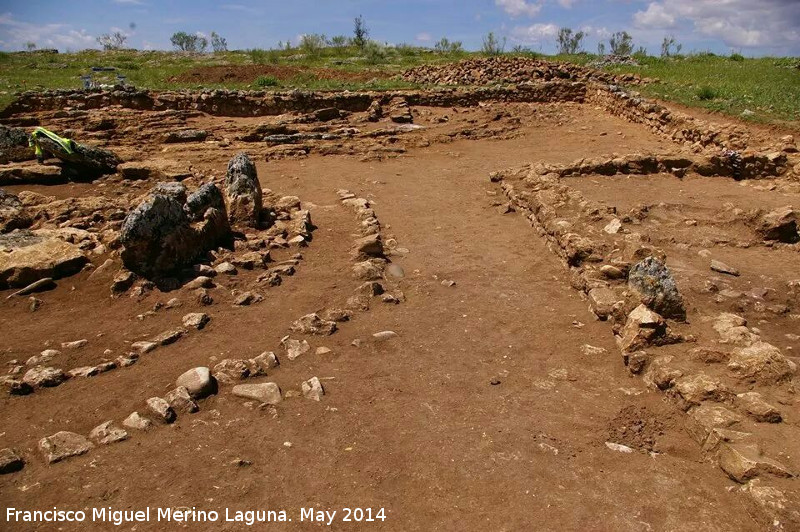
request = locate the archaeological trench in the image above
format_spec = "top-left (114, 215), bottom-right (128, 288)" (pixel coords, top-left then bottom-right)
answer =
top-left (1, 57), bottom-right (800, 530)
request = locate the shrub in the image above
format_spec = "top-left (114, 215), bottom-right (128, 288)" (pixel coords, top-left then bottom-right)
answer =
top-left (171, 32), bottom-right (208, 53)
top-left (609, 31), bottom-right (633, 56)
top-left (97, 32), bottom-right (127, 51)
top-left (254, 75), bottom-right (279, 87)
top-left (300, 34), bottom-right (326, 57)
top-left (557, 28), bottom-right (585, 55)
top-left (211, 32), bottom-right (227, 53)
top-left (660, 36), bottom-right (682, 57)
top-left (481, 32), bottom-right (506, 56)
top-left (434, 37), bottom-right (463, 54)
top-left (730, 53), bottom-right (745, 62)
top-left (363, 41), bottom-right (387, 64)
top-left (329, 35), bottom-right (349, 48)
top-left (248, 48), bottom-right (279, 64)
top-left (696, 86), bottom-right (717, 100)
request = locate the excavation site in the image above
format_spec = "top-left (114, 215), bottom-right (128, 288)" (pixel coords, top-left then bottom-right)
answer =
top-left (1, 56), bottom-right (800, 530)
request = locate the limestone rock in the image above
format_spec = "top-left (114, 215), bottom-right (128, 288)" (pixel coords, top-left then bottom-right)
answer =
top-left (728, 342), bottom-right (795, 384)
top-left (118, 159), bottom-right (192, 181)
top-left (0, 125), bottom-right (33, 164)
top-left (714, 313), bottom-right (759, 346)
top-left (711, 260), bottom-right (740, 277)
top-left (373, 330), bottom-right (398, 342)
top-left (737, 392), bottom-right (782, 423)
top-left (176, 367), bottom-right (216, 399)
top-left (212, 359), bottom-right (251, 383)
top-left (672, 374), bottom-right (732, 407)
top-left (718, 443), bottom-right (793, 483)
top-left (164, 386), bottom-right (199, 414)
top-left (30, 133), bottom-right (120, 176)
top-left (618, 304), bottom-right (668, 352)
top-left (225, 152), bottom-right (262, 227)
top-left (0, 229), bottom-right (87, 288)
top-left (281, 337), bottom-right (310, 360)
top-left (182, 312), bottom-right (210, 330)
top-left (290, 313), bottom-right (337, 336)
top-left (231, 382), bottom-right (282, 405)
top-left (352, 260), bottom-right (384, 280)
top-left (186, 183), bottom-right (225, 221)
top-left (89, 421), bottom-right (129, 445)
top-left (627, 257), bottom-right (686, 320)
top-left (301, 376), bottom-right (324, 401)
top-left (22, 366), bottom-right (66, 388)
top-left (123, 412), bottom-right (152, 431)
top-left (146, 397), bottom-right (176, 424)
top-left (588, 286), bottom-right (621, 320)
top-left (354, 234), bottom-right (384, 258)
top-left (0, 376), bottom-right (33, 395)
top-left (164, 129), bottom-right (208, 143)
top-left (38, 431), bottom-right (93, 464)
top-left (0, 448), bottom-right (24, 474)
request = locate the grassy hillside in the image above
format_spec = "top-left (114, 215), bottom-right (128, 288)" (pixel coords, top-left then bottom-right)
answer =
top-left (1, 47), bottom-right (798, 127)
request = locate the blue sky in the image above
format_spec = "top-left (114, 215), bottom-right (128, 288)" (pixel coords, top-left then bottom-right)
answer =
top-left (1, 1), bottom-right (798, 56)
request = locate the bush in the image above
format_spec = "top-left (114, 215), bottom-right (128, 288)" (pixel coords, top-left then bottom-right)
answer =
top-left (609, 31), bottom-right (633, 56)
top-left (696, 86), bottom-right (718, 100)
top-left (434, 37), bottom-right (463, 54)
top-left (363, 41), bottom-right (387, 64)
top-left (481, 32), bottom-right (506, 56)
top-left (211, 32), bottom-right (227, 53)
top-left (97, 32), bottom-right (127, 51)
top-left (254, 75), bottom-right (279, 87)
top-left (300, 34), bottom-right (327, 57)
top-left (329, 35), bottom-right (349, 48)
top-left (557, 28), bottom-right (585, 55)
top-left (171, 32), bottom-right (208, 53)
top-left (249, 48), bottom-right (279, 64)
top-left (730, 53), bottom-right (745, 62)
top-left (660, 36), bottom-right (682, 58)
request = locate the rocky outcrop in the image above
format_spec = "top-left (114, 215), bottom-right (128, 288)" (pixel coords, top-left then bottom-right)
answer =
top-left (0, 189), bottom-right (31, 233)
top-left (0, 125), bottom-right (33, 163)
top-left (0, 229), bottom-right (87, 288)
top-left (32, 134), bottom-right (120, 176)
top-left (119, 183), bottom-right (231, 278)
top-left (225, 153), bottom-right (262, 227)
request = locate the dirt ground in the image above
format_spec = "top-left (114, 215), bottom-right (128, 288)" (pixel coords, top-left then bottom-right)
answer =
top-left (1, 89), bottom-right (799, 531)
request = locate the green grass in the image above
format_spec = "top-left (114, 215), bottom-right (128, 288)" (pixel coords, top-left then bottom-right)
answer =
top-left (1, 47), bottom-right (798, 127)
top-left (597, 54), bottom-right (800, 126)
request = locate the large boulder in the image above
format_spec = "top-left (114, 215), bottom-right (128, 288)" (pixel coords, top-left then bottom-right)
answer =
top-left (120, 184), bottom-right (231, 278)
top-left (0, 125), bottom-right (33, 164)
top-left (32, 133), bottom-right (119, 177)
top-left (0, 229), bottom-right (87, 288)
top-left (628, 257), bottom-right (686, 321)
top-left (225, 153), bottom-right (262, 227)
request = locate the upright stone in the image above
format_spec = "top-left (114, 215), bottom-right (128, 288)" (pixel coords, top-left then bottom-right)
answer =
top-left (628, 257), bottom-right (686, 321)
top-left (225, 153), bottom-right (262, 227)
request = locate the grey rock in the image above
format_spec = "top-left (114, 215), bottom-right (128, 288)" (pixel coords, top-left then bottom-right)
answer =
top-left (737, 392), bottom-right (782, 423)
top-left (756, 207), bottom-right (798, 243)
top-left (164, 386), bottom-right (199, 414)
top-left (146, 397), bottom-right (176, 424)
top-left (231, 382), bottom-right (282, 405)
top-left (22, 366), bottom-right (66, 388)
top-left (225, 153), bottom-right (262, 227)
top-left (176, 367), bottom-right (216, 399)
top-left (164, 129), bottom-right (208, 143)
top-left (0, 125), bottom-right (33, 164)
top-left (711, 260), bottom-right (740, 276)
top-left (29, 133), bottom-right (120, 176)
top-left (182, 312), bottom-right (210, 330)
top-left (301, 376), bottom-right (324, 401)
top-left (89, 421), bottom-right (129, 445)
top-left (186, 183), bottom-right (225, 221)
top-left (212, 359), bottom-right (251, 383)
top-left (151, 182), bottom-right (187, 204)
top-left (628, 257), bottom-right (686, 320)
top-left (38, 431), bottom-right (93, 464)
top-left (0, 376), bottom-right (33, 395)
top-left (123, 411), bottom-right (152, 431)
top-left (373, 330), bottom-right (398, 342)
top-left (290, 313), bottom-right (337, 336)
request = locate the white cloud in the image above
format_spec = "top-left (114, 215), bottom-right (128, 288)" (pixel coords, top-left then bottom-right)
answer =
top-left (510, 23), bottom-right (560, 44)
top-left (557, 0), bottom-right (577, 7)
top-left (495, 0), bottom-right (543, 18)
top-left (416, 32), bottom-right (432, 43)
top-left (633, 3), bottom-right (676, 29)
top-left (0, 13), bottom-right (95, 51)
top-left (632, 0), bottom-right (800, 49)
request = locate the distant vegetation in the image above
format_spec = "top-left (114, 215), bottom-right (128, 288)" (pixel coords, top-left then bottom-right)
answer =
top-left (0, 18), bottom-right (798, 127)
